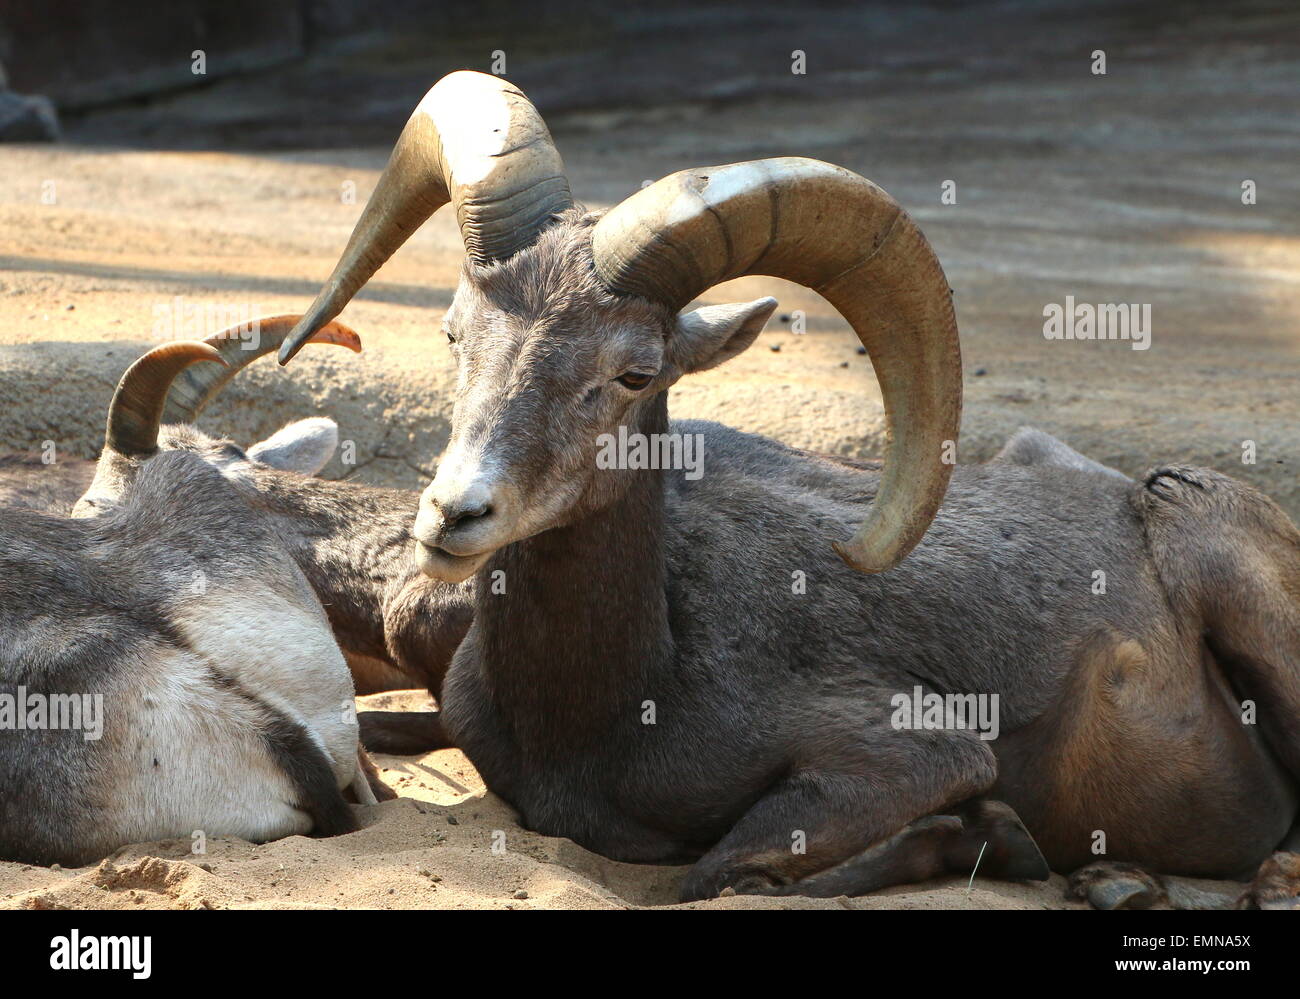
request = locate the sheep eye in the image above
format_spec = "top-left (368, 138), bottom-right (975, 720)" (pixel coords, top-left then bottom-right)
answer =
top-left (445, 328), bottom-right (457, 345)
top-left (616, 372), bottom-right (654, 390)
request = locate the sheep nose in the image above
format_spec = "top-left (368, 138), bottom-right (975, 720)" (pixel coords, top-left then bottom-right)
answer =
top-left (441, 498), bottom-right (492, 529)
top-left (414, 473), bottom-right (500, 555)
top-left (431, 476), bottom-right (494, 530)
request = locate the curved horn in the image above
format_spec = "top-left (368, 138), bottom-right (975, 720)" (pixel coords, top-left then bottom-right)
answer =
top-left (105, 341), bottom-right (227, 457)
top-left (279, 70), bottom-right (572, 365)
top-left (162, 315), bottom-right (361, 424)
top-left (591, 157), bottom-right (962, 574)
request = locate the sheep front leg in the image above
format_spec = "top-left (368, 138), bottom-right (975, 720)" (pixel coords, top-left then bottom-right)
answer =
top-left (358, 709), bottom-right (452, 755)
top-left (679, 729), bottom-right (1030, 901)
top-left (764, 800), bottom-right (1049, 899)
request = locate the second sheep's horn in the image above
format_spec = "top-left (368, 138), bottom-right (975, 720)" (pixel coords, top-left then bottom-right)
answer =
top-left (163, 315), bottom-right (361, 424)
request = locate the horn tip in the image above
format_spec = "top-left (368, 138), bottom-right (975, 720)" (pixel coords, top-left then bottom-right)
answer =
top-left (196, 342), bottom-right (229, 366)
top-left (278, 324), bottom-right (314, 365)
top-left (317, 321), bottom-right (363, 353)
top-left (831, 538), bottom-right (901, 575)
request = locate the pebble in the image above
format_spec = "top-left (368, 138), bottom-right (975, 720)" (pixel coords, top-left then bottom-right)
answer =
top-left (513, 889), bottom-right (529, 900)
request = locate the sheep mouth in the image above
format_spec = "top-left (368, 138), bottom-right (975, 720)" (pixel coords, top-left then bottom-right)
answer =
top-left (414, 539), bottom-right (490, 583)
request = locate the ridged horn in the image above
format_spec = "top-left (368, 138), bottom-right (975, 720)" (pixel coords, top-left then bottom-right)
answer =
top-left (591, 157), bottom-right (962, 574)
top-left (105, 341), bottom-right (227, 457)
top-left (279, 70), bottom-right (572, 365)
top-left (162, 315), bottom-right (360, 424)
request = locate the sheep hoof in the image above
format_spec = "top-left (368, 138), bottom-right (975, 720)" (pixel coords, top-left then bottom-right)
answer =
top-left (1237, 851), bottom-right (1300, 910)
top-left (1068, 862), bottom-right (1162, 910)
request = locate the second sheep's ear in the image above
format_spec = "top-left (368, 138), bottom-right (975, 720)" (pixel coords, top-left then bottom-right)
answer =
top-left (247, 417), bottom-right (339, 475)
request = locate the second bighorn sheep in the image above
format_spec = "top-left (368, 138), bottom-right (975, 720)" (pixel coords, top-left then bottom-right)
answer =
top-left (1, 331), bottom-right (373, 866)
top-left (1, 321), bottom-right (472, 751)
top-left (280, 72), bottom-right (1300, 908)
top-left (72, 317), bottom-right (475, 753)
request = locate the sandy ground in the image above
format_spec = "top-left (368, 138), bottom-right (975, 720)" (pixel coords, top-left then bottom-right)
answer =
top-left (0, 691), bottom-right (1088, 911)
top-left (0, 4), bottom-right (1296, 908)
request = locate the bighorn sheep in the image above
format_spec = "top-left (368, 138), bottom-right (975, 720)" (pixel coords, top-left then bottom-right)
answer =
top-left (280, 72), bottom-right (1300, 908)
top-left (1, 331), bottom-right (370, 866)
top-left (71, 317), bottom-right (475, 754)
top-left (1, 315), bottom-right (488, 865)
top-left (0, 325), bottom-right (472, 752)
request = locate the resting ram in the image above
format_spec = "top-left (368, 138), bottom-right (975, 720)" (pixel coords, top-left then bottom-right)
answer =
top-left (278, 72), bottom-right (1300, 909)
top-left (0, 316), bottom-right (487, 864)
top-left (1, 332), bottom-right (368, 866)
top-left (77, 318), bottom-right (475, 754)
top-left (2, 318), bottom-right (474, 756)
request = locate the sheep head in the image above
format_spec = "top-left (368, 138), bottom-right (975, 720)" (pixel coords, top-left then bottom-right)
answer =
top-left (279, 71), bottom-right (962, 581)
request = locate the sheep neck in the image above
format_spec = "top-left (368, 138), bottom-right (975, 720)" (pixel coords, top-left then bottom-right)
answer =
top-left (248, 470), bottom-right (421, 662)
top-left (475, 392), bottom-right (674, 743)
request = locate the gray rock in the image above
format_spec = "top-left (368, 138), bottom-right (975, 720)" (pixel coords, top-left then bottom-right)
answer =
top-left (0, 90), bottom-right (59, 142)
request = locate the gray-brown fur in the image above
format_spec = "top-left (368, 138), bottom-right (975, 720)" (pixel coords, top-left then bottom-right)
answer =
top-left (4, 425), bottom-right (474, 752)
top-left (137, 424), bottom-right (475, 747)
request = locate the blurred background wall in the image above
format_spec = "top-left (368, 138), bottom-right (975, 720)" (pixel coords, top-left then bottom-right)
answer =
top-left (7, 0), bottom-right (1278, 145)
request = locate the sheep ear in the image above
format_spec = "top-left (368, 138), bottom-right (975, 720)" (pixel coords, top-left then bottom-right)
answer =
top-left (247, 417), bottom-right (339, 475)
top-left (669, 297), bottom-right (778, 373)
